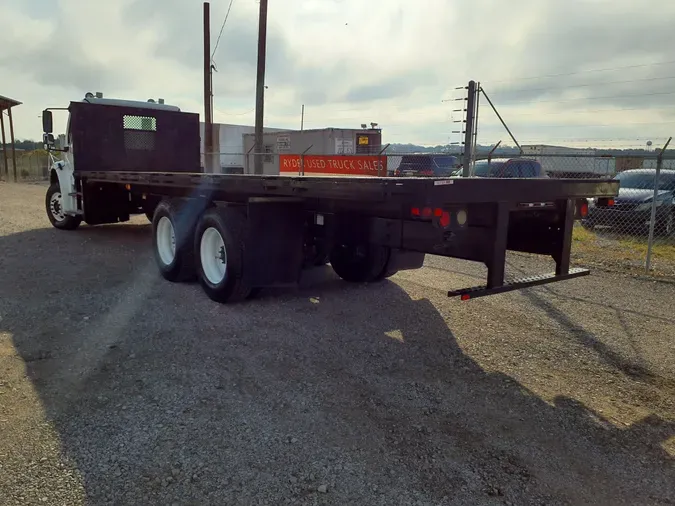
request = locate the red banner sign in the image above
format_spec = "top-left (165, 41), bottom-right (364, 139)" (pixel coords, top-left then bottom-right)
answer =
top-left (279, 155), bottom-right (387, 177)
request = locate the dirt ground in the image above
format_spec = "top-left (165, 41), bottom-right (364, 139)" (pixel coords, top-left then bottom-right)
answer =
top-left (1, 182), bottom-right (674, 506)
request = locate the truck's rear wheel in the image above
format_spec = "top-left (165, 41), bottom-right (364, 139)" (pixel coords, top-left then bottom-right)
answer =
top-left (329, 243), bottom-right (391, 283)
top-left (195, 207), bottom-right (251, 303)
top-left (152, 199), bottom-right (198, 282)
top-left (46, 183), bottom-right (82, 230)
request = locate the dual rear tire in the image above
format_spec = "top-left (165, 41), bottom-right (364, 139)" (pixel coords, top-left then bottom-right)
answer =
top-left (152, 199), bottom-right (395, 304)
top-left (152, 201), bottom-right (252, 303)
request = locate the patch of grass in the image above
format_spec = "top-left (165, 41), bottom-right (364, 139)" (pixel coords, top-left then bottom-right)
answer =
top-left (572, 226), bottom-right (597, 245)
top-left (571, 225), bottom-right (675, 276)
top-left (619, 236), bottom-right (675, 262)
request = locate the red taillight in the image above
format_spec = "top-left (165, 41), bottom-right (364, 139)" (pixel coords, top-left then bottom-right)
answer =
top-left (607, 198), bottom-right (615, 206)
top-left (433, 207), bottom-right (443, 217)
top-left (439, 211), bottom-right (451, 228)
top-left (422, 207), bottom-right (432, 218)
top-left (580, 201), bottom-right (589, 218)
top-left (411, 207), bottom-right (421, 216)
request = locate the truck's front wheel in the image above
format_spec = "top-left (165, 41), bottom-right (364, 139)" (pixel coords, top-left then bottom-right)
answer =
top-left (195, 207), bottom-right (251, 303)
top-left (46, 183), bottom-right (82, 230)
top-left (329, 243), bottom-right (391, 283)
top-left (152, 199), bottom-right (198, 282)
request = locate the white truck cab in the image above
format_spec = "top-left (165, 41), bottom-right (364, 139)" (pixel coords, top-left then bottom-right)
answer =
top-left (42, 92), bottom-right (183, 229)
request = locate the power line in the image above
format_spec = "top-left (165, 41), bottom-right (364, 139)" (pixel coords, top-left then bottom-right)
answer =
top-left (486, 59), bottom-right (675, 84)
top-left (211, 0), bottom-right (236, 62)
top-left (489, 74), bottom-right (675, 96)
top-left (214, 107), bottom-right (254, 116)
top-left (498, 89), bottom-right (675, 106)
top-left (479, 119), bottom-right (675, 129)
top-left (495, 105), bottom-right (675, 119)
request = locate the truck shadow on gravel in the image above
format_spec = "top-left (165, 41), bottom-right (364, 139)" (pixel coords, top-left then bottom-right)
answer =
top-left (1, 225), bottom-right (674, 505)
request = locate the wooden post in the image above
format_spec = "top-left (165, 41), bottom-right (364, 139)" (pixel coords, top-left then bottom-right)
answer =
top-left (0, 111), bottom-right (8, 180)
top-left (8, 107), bottom-right (17, 182)
top-left (253, 0), bottom-right (269, 174)
top-left (203, 2), bottom-right (213, 173)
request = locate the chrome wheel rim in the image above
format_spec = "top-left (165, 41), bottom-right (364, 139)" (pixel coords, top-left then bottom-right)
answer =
top-left (156, 216), bottom-right (176, 266)
top-left (200, 227), bottom-right (227, 285)
top-left (50, 192), bottom-right (65, 222)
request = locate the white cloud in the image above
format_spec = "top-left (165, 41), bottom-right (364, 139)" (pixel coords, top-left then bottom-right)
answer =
top-left (1, 0), bottom-right (674, 149)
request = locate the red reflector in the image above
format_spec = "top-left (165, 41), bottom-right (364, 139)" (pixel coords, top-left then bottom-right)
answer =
top-left (422, 207), bottom-right (432, 218)
top-left (439, 211), bottom-right (451, 228)
top-left (607, 198), bottom-right (615, 206)
top-left (411, 207), bottom-right (421, 216)
top-left (461, 294), bottom-right (471, 301)
top-left (433, 207), bottom-right (443, 217)
top-left (580, 201), bottom-right (589, 218)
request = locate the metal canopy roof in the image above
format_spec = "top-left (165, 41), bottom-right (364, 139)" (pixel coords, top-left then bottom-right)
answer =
top-left (0, 94), bottom-right (22, 111)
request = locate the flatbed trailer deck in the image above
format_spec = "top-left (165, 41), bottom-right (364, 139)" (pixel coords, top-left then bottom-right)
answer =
top-left (41, 97), bottom-right (620, 304)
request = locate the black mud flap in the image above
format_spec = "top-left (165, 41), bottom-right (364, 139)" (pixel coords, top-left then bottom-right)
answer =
top-left (244, 198), bottom-right (306, 288)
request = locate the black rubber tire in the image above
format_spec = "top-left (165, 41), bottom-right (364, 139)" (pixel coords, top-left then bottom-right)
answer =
top-left (152, 199), bottom-right (199, 282)
top-left (580, 220), bottom-right (595, 231)
top-left (329, 243), bottom-right (391, 283)
top-left (247, 287), bottom-right (263, 299)
top-left (657, 212), bottom-right (674, 237)
top-left (45, 183), bottom-right (82, 230)
top-left (314, 253), bottom-right (330, 267)
top-left (194, 207), bottom-right (252, 304)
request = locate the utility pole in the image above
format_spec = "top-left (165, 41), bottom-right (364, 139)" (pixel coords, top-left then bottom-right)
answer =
top-left (203, 2), bottom-right (213, 173)
top-left (300, 104), bottom-right (305, 131)
top-left (462, 80), bottom-right (477, 177)
top-left (253, 0), bottom-right (269, 174)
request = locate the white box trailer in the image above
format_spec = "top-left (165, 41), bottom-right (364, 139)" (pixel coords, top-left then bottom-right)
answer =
top-left (200, 123), bottom-right (290, 173)
top-left (242, 128), bottom-right (383, 175)
top-left (522, 145), bottom-right (615, 177)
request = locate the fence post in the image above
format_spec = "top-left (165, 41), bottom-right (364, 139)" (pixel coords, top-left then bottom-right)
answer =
top-left (462, 80), bottom-right (477, 178)
top-left (300, 145), bottom-right (313, 176)
top-left (645, 136), bottom-right (672, 272)
top-left (377, 143), bottom-right (390, 177)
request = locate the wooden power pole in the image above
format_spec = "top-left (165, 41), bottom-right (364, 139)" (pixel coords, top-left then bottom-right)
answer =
top-left (253, 0), bottom-right (269, 174)
top-left (203, 2), bottom-right (213, 172)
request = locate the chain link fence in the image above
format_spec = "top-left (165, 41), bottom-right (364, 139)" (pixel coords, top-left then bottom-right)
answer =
top-left (0, 149), bottom-right (51, 182)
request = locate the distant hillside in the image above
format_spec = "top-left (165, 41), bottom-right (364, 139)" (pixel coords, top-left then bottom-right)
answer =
top-left (386, 142), bottom-right (657, 156)
top-left (387, 143), bottom-right (521, 156)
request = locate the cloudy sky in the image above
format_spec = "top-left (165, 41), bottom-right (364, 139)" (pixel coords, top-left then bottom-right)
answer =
top-left (1, 0), bottom-right (674, 149)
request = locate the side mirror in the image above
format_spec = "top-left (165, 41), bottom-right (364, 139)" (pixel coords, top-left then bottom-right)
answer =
top-left (42, 110), bottom-right (53, 133)
top-left (43, 133), bottom-right (55, 150)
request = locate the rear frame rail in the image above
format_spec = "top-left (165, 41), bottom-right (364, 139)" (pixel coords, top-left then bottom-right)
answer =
top-left (448, 197), bottom-right (587, 300)
top-left (448, 268), bottom-right (590, 300)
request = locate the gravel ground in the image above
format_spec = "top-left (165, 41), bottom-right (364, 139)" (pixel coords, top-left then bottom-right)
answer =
top-left (1, 182), bottom-right (674, 506)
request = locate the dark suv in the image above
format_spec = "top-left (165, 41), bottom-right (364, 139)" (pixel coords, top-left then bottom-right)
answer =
top-left (584, 169), bottom-right (675, 235)
top-left (393, 154), bottom-right (458, 177)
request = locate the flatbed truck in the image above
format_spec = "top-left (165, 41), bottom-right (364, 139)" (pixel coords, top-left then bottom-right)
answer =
top-left (41, 95), bottom-right (619, 304)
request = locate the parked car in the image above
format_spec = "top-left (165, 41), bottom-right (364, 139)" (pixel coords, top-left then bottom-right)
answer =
top-left (469, 158), bottom-right (548, 178)
top-left (393, 154), bottom-right (458, 177)
top-left (583, 169), bottom-right (675, 236)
